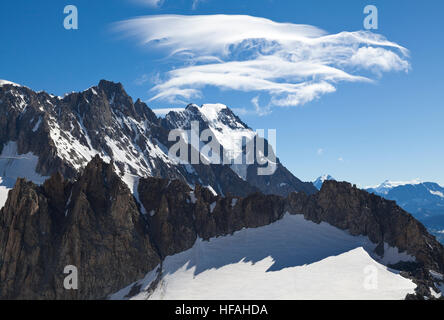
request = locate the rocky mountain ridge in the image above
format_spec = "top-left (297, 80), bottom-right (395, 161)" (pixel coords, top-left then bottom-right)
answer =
top-left (0, 80), bottom-right (316, 200)
top-left (1, 156), bottom-right (443, 299)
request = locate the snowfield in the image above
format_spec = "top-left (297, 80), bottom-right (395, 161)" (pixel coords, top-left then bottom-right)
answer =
top-left (111, 214), bottom-right (417, 300)
top-left (0, 141), bottom-right (48, 209)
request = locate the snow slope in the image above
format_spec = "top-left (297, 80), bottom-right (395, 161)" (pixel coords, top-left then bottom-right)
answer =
top-left (111, 214), bottom-right (416, 300)
top-left (0, 141), bottom-right (49, 209)
top-left (0, 177), bottom-right (12, 209)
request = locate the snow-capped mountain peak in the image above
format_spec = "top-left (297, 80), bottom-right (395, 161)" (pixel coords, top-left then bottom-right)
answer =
top-left (0, 80), bottom-right (317, 211)
top-left (0, 79), bottom-right (22, 87)
top-left (313, 174), bottom-right (335, 190)
top-left (164, 102), bottom-right (256, 165)
top-left (366, 179), bottom-right (422, 195)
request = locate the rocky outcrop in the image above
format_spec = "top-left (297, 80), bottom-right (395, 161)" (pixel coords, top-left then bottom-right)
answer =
top-left (1, 157), bottom-right (444, 299)
top-left (0, 156), bottom-right (160, 299)
top-left (138, 177), bottom-right (285, 258)
top-left (286, 180), bottom-right (444, 299)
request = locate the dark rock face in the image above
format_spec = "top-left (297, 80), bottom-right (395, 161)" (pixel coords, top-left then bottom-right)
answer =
top-left (192, 164), bottom-right (260, 197)
top-left (0, 154), bottom-right (295, 299)
top-left (139, 177), bottom-right (285, 258)
top-left (1, 157), bottom-right (444, 300)
top-left (246, 162), bottom-right (317, 196)
top-left (139, 176), bottom-right (444, 276)
top-left (366, 182), bottom-right (444, 220)
top-left (0, 156), bottom-right (160, 299)
top-left (365, 182), bottom-right (444, 245)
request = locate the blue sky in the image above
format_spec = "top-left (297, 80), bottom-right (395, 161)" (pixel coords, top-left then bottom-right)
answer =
top-left (1, 0), bottom-right (443, 187)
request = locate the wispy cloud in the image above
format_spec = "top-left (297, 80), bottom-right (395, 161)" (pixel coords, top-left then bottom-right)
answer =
top-left (134, 74), bottom-right (149, 86)
top-left (115, 14), bottom-right (410, 111)
top-left (251, 96), bottom-right (272, 116)
top-left (192, 0), bottom-right (204, 10)
top-left (317, 148), bottom-right (324, 156)
top-left (131, 0), bottom-right (164, 8)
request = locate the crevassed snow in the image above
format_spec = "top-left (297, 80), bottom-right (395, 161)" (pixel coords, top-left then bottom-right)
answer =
top-left (0, 141), bottom-right (49, 209)
top-left (111, 214), bottom-right (416, 300)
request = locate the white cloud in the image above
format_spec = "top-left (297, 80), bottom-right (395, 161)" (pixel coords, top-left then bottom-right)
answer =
top-left (134, 74), bottom-right (149, 86)
top-left (251, 96), bottom-right (271, 116)
top-left (317, 148), bottom-right (324, 156)
top-left (115, 14), bottom-right (410, 109)
top-left (338, 157), bottom-right (344, 162)
top-left (349, 46), bottom-right (410, 73)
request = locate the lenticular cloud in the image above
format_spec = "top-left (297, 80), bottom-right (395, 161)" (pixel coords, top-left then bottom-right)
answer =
top-left (116, 14), bottom-right (410, 108)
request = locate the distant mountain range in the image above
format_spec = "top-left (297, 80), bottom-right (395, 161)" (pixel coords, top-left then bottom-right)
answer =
top-left (314, 175), bottom-right (444, 244)
top-left (365, 180), bottom-right (444, 219)
top-left (366, 180), bottom-right (444, 243)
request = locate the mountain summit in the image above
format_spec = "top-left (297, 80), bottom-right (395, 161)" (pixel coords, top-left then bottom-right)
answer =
top-left (313, 174), bottom-right (335, 190)
top-left (0, 80), bottom-right (316, 209)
